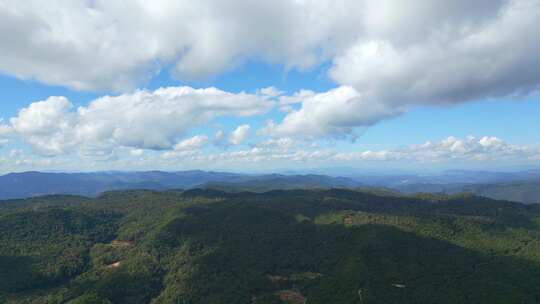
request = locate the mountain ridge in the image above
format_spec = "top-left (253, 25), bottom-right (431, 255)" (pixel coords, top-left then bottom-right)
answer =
top-left (1, 170), bottom-right (539, 204)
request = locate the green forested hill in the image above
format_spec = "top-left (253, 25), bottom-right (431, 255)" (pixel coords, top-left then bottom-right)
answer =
top-left (1, 189), bottom-right (540, 303)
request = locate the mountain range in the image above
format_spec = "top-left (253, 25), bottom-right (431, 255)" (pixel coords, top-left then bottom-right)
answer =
top-left (0, 170), bottom-right (539, 204)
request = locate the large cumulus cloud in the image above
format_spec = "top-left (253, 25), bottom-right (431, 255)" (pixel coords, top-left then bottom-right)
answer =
top-left (8, 87), bottom-right (272, 156)
top-left (0, 0), bottom-right (362, 91)
top-left (268, 0), bottom-right (540, 138)
top-left (1, 0), bottom-right (539, 140)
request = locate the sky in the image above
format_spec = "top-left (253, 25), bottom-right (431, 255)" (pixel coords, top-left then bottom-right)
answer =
top-left (0, 0), bottom-right (539, 174)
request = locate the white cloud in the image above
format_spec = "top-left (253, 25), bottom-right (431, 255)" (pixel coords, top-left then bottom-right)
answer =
top-left (1, 0), bottom-right (539, 142)
top-left (278, 90), bottom-right (316, 106)
top-left (203, 135), bottom-right (538, 165)
top-left (259, 87), bottom-right (284, 98)
top-left (173, 135), bottom-right (208, 151)
top-left (229, 124), bottom-right (251, 145)
top-left (2, 135), bottom-right (538, 173)
top-left (334, 136), bottom-right (540, 162)
top-left (258, 137), bottom-right (296, 150)
top-left (0, 123), bottom-right (11, 136)
top-left (267, 0), bottom-right (540, 139)
top-left (478, 136), bottom-right (504, 148)
top-left (129, 149), bottom-right (145, 157)
top-left (7, 86), bottom-right (271, 156)
top-left (6, 1), bottom-right (536, 103)
top-left (201, 147), bottom-right (333, 165)
top-left (264, 86), bottom-right (403, 138)
top-left (213, 130), bottom-right (228, 148)
top-left (10, 96), bottom-right (78, 156)
top-left (330, 0), bottom-right (540, 107)
top-left (0, 0), bottom-right (362, 91)
top-left (161, 135), bottom-right (208, 159)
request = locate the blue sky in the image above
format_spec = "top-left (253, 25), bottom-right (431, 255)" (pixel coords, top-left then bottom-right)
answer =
top-left (3, 67), bottom-right (539, 150)
top-left (0, 1), bottom-right (539, 173)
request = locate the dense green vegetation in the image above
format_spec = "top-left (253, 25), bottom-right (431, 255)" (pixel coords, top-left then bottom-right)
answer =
top-left (1, 189), bottom-right (540, 303)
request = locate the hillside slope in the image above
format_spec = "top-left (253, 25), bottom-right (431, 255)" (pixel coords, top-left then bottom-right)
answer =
top-left (1, 189), bottom-right (540, 303)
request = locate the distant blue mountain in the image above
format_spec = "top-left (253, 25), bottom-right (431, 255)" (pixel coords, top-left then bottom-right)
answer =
top-left (349, 169), bottom-right (540, 188)
top-left (0, 171), bottom-right (244, 199)
top-left (200, 174), bottom-right (360, 192)
top-left (1, 170), bottom-right (539, 204)
top-left (0, 171), bottom-right (361, 200)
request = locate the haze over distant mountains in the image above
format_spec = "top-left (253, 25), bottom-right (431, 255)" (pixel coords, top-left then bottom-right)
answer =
top-left (1, 170), bottom-right (539, 204)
